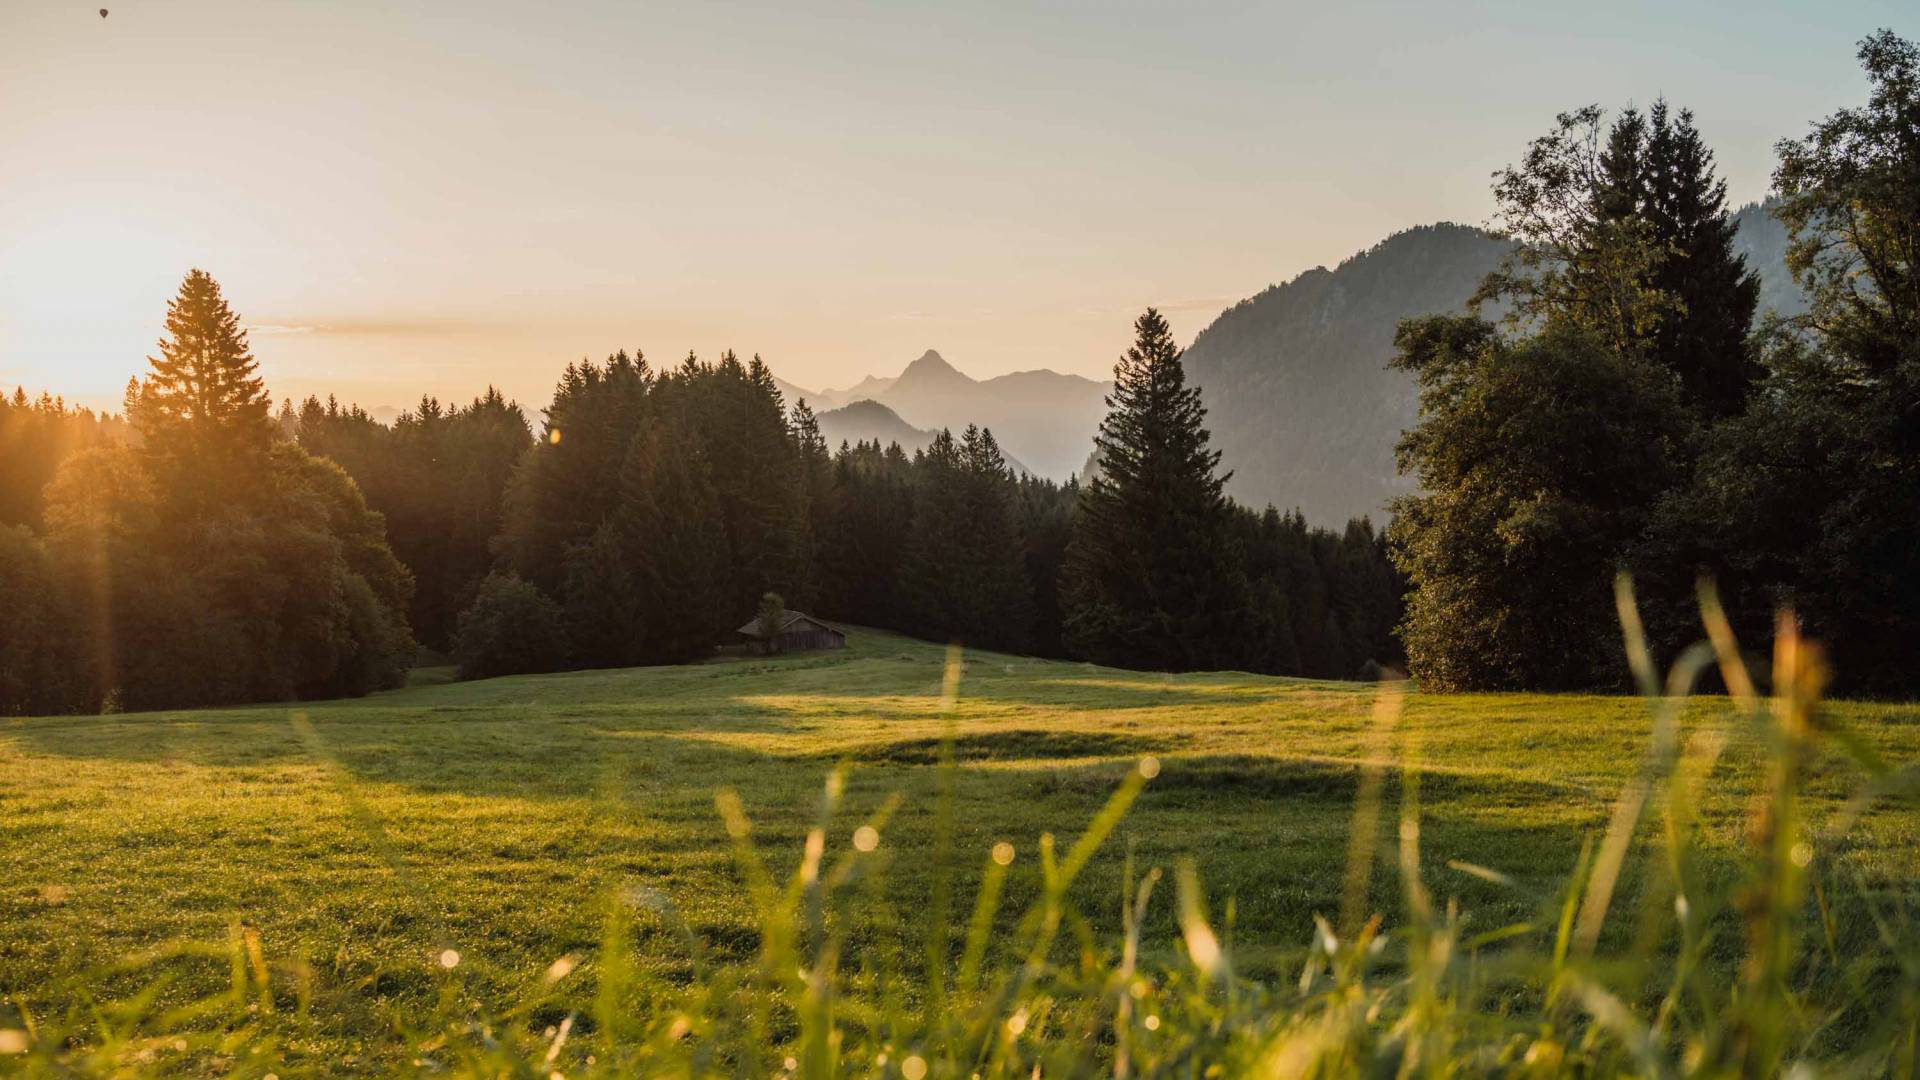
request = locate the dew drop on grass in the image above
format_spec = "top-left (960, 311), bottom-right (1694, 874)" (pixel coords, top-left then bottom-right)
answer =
top-left (992, 841), bottom-right (1015, 866)
top-left (903, 1054), bottom-right (928, 1080)
top-left (854, 825), bottom-right (880, 852)
top-left (438, 949), bottom-right (461, 969)
top-left (1139, 756), bottom-right (1161, 779)
top-left (1143, 1015), bottom-right (1160, 1031)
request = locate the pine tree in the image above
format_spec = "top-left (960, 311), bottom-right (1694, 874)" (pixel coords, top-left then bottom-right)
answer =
top-left (131, 269), bottom-right (272, 473)
top-left (1641, 100), bottom-right (1763, 419)
top-left (899, 427), bottom-right (1039, 652)
top-left (956, 425), bottom-right (1036, 653)
top-left (663, 351), bottom-right (809, 614)
top-left (899, 430), bottom-right (970, 640)
top-left (1493, 103), bottom-right (1760, 418)
top-left (1060, 309), bottom-right (1246, 672)
top-left (816, 440), bottom-right (915, 628)
top-left (1595, 106), bottom-right (1648, 224)
top-left (496, 351), bottom-right (649, 593)
top-left (790, 398), bottom-right (833, 603)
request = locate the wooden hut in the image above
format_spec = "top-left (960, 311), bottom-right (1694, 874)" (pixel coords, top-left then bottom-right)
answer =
top-left (736, 609), bottom-right (847, 653)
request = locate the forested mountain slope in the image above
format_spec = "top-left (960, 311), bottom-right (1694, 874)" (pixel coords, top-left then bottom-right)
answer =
top-left (1182, 205), bottom-right (1802, 524)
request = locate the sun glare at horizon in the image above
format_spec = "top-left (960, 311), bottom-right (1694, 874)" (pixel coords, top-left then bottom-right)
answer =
top-left (2, 0), bottom-right (1903, 412)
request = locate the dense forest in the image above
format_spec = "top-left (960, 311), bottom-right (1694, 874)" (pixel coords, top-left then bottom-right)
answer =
top-left (0, 294), bottom-right (1399, 715)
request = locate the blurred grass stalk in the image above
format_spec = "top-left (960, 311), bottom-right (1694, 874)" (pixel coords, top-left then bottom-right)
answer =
top-left (4, 579), bottom-right (1917, 1077)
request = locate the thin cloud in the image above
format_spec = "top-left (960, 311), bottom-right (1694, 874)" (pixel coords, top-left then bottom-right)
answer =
top-left (1158, 295), bottom-right (1237, 313)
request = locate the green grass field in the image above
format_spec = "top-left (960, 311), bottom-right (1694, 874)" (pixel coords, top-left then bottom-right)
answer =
top-left (3, 628), bottom-right (1918, 1072)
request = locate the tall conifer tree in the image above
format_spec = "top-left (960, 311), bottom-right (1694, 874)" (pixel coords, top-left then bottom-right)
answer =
top-left (1640, 101), bottom-right (1763, 418)
top-left (129, 269), bottom-right (272, 478)
top-left (1060, 309), bottom-right (1245, 671)
top-left (956, 425), bottom-right (1036, 653)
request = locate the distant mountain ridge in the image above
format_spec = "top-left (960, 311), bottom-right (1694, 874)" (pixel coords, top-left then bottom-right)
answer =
top-left (771, 204), bottom-right (1803, 517)
top-left (811, 398), bottom-right (1031, 475)
top-left (778, 349), bottom-right (1110, 479)
top-left (1179, 223), bottom-right (1513, 525)
top-left (1181, 202), bottom-right (1807, 525)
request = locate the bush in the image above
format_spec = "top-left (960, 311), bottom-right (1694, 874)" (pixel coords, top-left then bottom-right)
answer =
top-left (452, 572), bottom-right (570, 680)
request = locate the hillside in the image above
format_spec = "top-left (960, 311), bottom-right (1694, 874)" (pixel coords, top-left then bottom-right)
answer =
top-left (1183, 206), bottom-right (1806, 525)
top-left (4, 631), bottom-right (1915, 1071)
top-left (813, 398), bottom-right (929, 451)
top-left (784, 209), bottom-right (1803, 520)
top-left (813, 397), bottom-right (1034, 474)
top-left (1179, 223), bottom-right (1510, 524)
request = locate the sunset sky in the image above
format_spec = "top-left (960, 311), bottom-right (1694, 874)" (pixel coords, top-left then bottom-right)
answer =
top-left (0, 0), bottom-right (1901, 414)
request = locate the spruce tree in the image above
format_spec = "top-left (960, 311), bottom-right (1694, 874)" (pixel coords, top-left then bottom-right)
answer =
top-left (1595, 106), bottom-right (1648, 224)
top-left (956, 425), bottom-right (1036, 653)
top-left (1493, 103), bottom-right (1760, 418)
top-left (1060, 309), bottom-right (1245, 672)
top-left (899, 430), bottom-right (970, 640)
top-left (130, 269), bottom-right (272, 477)
top-left (817, 440), bottom-right (915, 627)
top-left (1641, 101), bottom-right (1763, 418)
top-left (791, 398), bottom-right (834, 599)
top-left (899, 426), bottom-right (1039, 652)
top-left (661, 351), bottom-right (810, 614)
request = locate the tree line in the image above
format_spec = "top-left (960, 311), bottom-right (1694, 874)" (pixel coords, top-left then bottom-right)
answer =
top-left (1390, 30), bottom-right (1920, 695)
top-left (0, 287), bottom-right (1399, 715)
top-left (436, 333), bottom-right (1398, 682)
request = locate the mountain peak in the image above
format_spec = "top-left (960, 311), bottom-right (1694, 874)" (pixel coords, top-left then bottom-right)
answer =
top-left (900, 349), bottom-right (966, 381)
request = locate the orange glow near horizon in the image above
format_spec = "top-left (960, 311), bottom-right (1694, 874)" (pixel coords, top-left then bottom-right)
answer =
top-left (2, 0), bottom-right (1880, 414)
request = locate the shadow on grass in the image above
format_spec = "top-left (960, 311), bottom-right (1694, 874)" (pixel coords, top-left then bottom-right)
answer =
top-left (834, 729), bottom-right (1181, 764)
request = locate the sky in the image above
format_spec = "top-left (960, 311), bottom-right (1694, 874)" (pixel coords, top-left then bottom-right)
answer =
top-left (0, 0), bottom-right (1903, 415)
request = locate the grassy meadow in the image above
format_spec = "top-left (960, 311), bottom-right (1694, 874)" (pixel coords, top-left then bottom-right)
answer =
top-left (3, 626), bottom-right (1918, 1074)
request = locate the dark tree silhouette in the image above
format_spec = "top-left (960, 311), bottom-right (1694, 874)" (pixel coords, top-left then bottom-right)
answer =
top-left (1061, 309), bottom-right (1245, 672)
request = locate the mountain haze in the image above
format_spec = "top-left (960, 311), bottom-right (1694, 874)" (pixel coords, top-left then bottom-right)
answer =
top-left (782, 350), bottom-right (1109, 479)
top-left (1179, 223), bottom-right (1511, 524)
top-left (812, 397), bottom-right (1032, 475)
top-left (1181, 203), bottom-right (1806, 525)
top-left (774, 205), bottom-right (1804, 521)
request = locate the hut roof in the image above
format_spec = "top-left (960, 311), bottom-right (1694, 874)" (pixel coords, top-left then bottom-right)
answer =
top-left (736, 609), bottom-right (836, 638)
